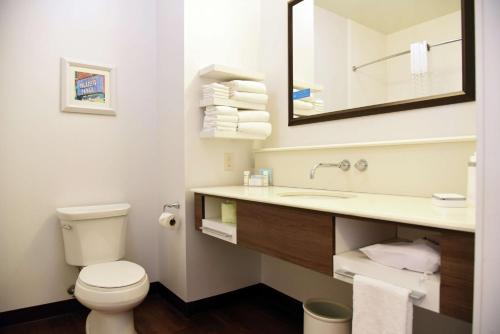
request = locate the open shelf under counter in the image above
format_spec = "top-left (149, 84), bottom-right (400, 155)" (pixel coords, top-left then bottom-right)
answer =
top-left (334, 249), bottom-right (440, 312)
top-left (199, 64), bottom-right (265, 82)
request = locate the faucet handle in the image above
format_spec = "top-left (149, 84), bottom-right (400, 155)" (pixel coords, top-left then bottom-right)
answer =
top-left (339, 159), bottom-right (351, 171)
top-left (355, 159), bottom-right (368, 171)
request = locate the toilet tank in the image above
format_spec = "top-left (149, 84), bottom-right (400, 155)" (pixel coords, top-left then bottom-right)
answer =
top-left (56, 203), bottom-right (131, 266)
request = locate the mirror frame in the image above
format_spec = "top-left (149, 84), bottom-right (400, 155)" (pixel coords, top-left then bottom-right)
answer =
top-left (288, 0), bottom-right (475, 126)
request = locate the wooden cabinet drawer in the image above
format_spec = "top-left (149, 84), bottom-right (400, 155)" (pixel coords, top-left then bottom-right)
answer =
top-left (236, 200), bottom-right (334, 275)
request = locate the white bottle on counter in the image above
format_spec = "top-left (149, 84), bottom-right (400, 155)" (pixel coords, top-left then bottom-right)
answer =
top-left (467, 152), bottom-right (476, 207)
top-left (243, 171), bottom-right (250, 186)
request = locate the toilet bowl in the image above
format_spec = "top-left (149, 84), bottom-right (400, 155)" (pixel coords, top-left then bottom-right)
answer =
top-left (75, 261), bottom-right (149, 334)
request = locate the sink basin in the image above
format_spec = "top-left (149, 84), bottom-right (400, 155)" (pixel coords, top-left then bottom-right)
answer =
top-left (277, 191), bottom-right (354, 199)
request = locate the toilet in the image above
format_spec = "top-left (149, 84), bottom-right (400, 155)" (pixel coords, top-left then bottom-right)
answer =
top-left (56, 203), bottom-right (149, 334)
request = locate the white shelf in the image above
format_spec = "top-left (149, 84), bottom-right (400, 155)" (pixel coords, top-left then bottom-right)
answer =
top-left (200, 97), bottom-right (266, 110)
top-left (333, 249), bottom-right (440, 312)
top-left (199, 64), bottom-right (265, 82)
top-left (293, 80), bottom-right (323, 92)
top-left (200, 129), bottom-right (267, 141)
top-left (201, 218), bottom-right (237, 244)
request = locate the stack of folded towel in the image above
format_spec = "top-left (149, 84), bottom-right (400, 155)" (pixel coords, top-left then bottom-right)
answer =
top-left (200, 80), bottom-right (272, 138)
top-left (223, 80), bottom-right (268, 111)
top-left (237, 110), bottom-right (272, 137)
top-left (202, 83), bottom-right (230, 100)
top-left (202, 106), bottom-right (238, 132)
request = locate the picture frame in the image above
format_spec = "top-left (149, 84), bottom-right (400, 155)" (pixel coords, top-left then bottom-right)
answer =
top-left (60, 58), bottom-right (116, 115)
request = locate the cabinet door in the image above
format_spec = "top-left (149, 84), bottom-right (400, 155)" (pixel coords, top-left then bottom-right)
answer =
top-left (440, 231), bottom-right (475, 322)
top-left (237, 200), bottom-right (334, 275)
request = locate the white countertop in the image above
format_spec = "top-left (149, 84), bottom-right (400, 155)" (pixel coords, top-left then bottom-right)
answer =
top-left (191, 186), bottom-right (475, 233)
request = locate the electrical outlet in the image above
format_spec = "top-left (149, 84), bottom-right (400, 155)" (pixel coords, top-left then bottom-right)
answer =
top-left (224, 152), bottom-right (234, 171)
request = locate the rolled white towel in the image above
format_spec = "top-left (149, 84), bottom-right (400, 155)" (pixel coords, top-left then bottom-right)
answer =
top-left (222, 80), bottom-right (266, 94)
top-left (238, 122), bottom-right (272, 137)
top-left (294, 100), bottom-right (313, 110)
top-left (204, 120), bottom-right (238, 129)
top-left (204, 115), bottom-right (238, 123)
top-left (205, 106), bottom-right (238, 115)
top-left (230, 91), bottom-right (268, 105)
top-left (238, 111), bottom-right (270, 123)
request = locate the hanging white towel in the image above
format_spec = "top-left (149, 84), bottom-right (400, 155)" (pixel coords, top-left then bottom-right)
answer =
top-left (238, 122), bottom-right (272, 137)
top-left (222, 80), bottom-right (267, 94)
top-left (353, 275), bottom-right (413, 334)
top-left (238, 111), bottom-right (270, 123)
top-left (230, 91), bottom-right (268, 105)
top-left (410, 41), bottom-right (428, 75)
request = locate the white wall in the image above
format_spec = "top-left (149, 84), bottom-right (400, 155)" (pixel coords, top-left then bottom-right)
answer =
top-left (293, 0), bottom-right (315, 83)
top-left (157, 0), bottom-right (189, 300)
top-left (474, 0), bottom-right (500, 332)
top-left (386, 11), bottom-right (462, 101)
top-left (314, 6), bottom-right (348, 111)
top-left (0, 0), bottom-right (160, 312)
top-left (182, 0), bottom-right (262, 302)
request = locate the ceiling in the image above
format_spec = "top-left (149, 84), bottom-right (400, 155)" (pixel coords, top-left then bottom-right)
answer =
top-left (314, 0), bottom-right (461, 34)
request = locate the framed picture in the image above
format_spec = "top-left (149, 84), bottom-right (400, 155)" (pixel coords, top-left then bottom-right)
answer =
top-left (60, 58), bottom-right (116, 115)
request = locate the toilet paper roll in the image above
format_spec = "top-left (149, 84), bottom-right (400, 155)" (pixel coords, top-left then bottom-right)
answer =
top-left (159, 212), bottom-right (176, 228)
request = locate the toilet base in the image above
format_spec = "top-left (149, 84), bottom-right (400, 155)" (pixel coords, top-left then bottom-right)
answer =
top-left (85, 309), bottom-right (137, 334)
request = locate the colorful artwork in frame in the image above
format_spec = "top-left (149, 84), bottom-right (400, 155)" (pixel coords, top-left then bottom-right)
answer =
top-left (61, 58), bottom-right (116, 115)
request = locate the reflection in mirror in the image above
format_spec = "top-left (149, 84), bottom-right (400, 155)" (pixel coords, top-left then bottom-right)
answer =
top-left (291, 0), bottom-right (469, 120)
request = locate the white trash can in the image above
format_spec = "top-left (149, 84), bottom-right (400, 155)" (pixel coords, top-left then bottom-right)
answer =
top-left (303, 298), bottom-right (352, 334)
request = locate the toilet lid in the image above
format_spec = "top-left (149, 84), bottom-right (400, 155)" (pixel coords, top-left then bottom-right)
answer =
top-left (79, 261), bottom-right (146, 288)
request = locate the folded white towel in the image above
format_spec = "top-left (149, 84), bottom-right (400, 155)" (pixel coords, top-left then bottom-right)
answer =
top-left (202, 83), bottom-right (228, 91)
top-left (230, 91), bottom-right (268, 105)
top-left (205, 106), bottom-right (238, 115)
top-left (203, 93), bottom-right (229, 99)
top-left (238, 122), bottom-right (272, 137)
top-left (353, 275), bottom-right (413, 334)
top-left (204, 120), bottom-right (238, 128)
top-left (294, 100), bottom-right (313, 110)
top-left (204, 115), bottom-right (238, 123)
top-left (294, 109), bottom-right (320, 117)
top-left (202, 126), bottom-right (236, 132)
top-left (222, 80), bottom-right (267, 94)
top-left (202, 89), bottom-right (229, 96)
top-left (238, 111), bottom-right (270, 123)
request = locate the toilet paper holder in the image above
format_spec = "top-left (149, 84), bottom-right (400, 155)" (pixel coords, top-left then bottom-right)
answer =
top-left (163, 202), bottom-right (180, 211)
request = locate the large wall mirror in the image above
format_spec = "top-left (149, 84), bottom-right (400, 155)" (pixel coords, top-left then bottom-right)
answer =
top-left (288, 0), bottom-right (475, 125)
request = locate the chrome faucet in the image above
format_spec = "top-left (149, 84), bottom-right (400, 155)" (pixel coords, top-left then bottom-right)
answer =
top-left (309, 160), bottom-right (351, 179)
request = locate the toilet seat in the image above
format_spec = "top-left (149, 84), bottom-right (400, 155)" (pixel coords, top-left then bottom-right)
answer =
top-left (75, 261), bottom-right (149, 314)
top-left (79, 261), bottom-right (146, 288)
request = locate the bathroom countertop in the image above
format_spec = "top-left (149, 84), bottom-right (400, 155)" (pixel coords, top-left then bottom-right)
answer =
top-left (191, 186), bottom-right (475, 233)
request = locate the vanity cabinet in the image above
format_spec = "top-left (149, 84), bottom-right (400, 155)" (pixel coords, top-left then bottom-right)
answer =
top-left (193, 193), bottom-right (475, 322)
top-left (237, 200), bottom-right (334, 275)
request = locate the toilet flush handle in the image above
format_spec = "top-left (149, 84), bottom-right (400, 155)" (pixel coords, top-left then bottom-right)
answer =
top-left (62, 224), bottom-right (72, 230)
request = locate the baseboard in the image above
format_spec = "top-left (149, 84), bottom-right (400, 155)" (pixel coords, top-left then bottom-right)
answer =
top-left (0, 297), bottom-right (87, 328)
top-left (154, 282), bottom-right (303, 321)
top-left (0, 282), bottom-right (303, 328)
top-left (0, 282), bottom-right (162, 328)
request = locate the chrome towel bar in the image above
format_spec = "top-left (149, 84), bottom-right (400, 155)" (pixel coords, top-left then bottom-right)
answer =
top-left (334, 269), bottom-right (426, 301)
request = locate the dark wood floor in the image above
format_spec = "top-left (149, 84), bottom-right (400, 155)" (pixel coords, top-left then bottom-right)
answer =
top-left (0, 293), bottom-right (302, 334)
